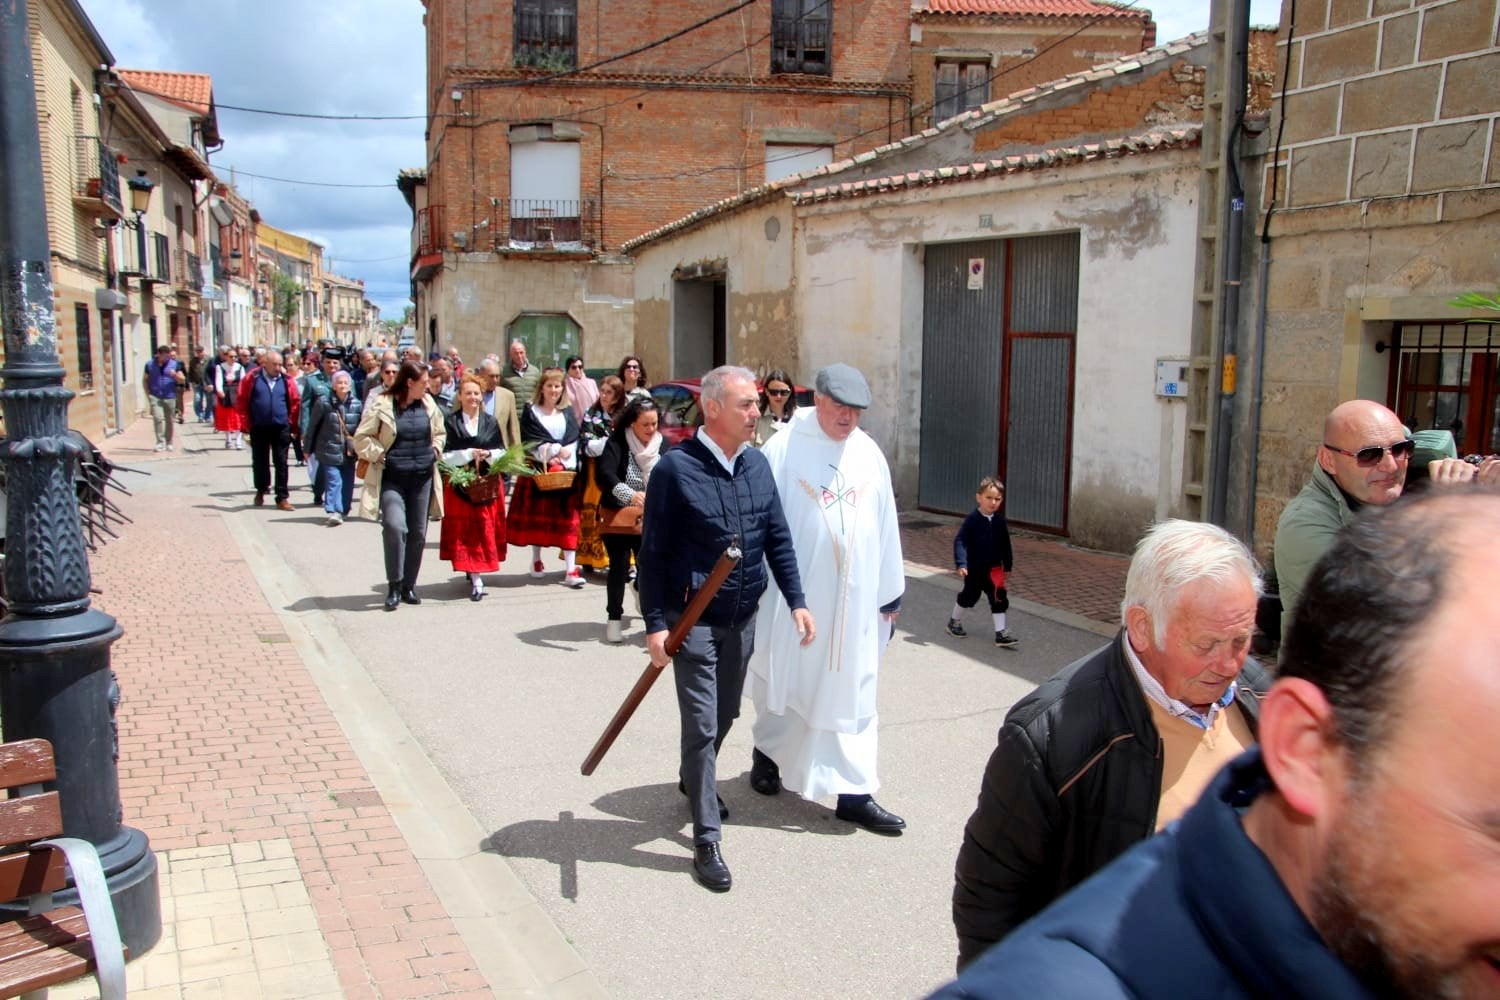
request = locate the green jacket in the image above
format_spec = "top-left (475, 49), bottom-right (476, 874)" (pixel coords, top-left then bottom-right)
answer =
top-left (1273, 463), bottom-right (1356, 641)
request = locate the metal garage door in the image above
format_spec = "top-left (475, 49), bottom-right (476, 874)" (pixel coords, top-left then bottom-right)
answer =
top-left (918, 240), bottom-right (1006, 515)
top-left (920, 233), bottom-right (1078, 531)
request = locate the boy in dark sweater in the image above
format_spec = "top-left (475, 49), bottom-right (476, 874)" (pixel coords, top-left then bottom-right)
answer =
top-left (947, 477), bottom-right (1018, 648)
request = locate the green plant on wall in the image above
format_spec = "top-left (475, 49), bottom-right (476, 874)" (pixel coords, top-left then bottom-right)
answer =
top-left (1449, 289), bottom-right (1500, 313)
top-left (272, 272), bottom-right (301, 338)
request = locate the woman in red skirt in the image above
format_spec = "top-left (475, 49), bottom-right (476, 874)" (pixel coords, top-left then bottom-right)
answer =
top-left (508, 367), bottom-right (585, 588)
top-left (439, 374), bottom-right (507, 600)
top-left (213, 346), bottom-right (246, 449)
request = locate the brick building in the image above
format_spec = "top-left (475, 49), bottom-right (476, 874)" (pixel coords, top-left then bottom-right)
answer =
top-left (910, 0), bottom-right (1157, 132)
top-left (407, 0), bottom-right (914, 375)
top-left (1248, 0), bottom-right (1500, 554)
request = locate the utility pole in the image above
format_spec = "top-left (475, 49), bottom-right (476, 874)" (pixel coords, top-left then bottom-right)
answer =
top-left (0, 0), bottom-right (160, 953)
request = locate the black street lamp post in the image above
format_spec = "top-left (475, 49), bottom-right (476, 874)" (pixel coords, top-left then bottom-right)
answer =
top-left (0, 0), bottom-right (160, 953)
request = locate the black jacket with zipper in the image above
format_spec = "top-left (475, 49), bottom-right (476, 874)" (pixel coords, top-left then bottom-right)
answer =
top-left (951, 632), bottom-right (1271, 969)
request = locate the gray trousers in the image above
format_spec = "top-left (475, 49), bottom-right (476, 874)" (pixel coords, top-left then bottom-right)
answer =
top-left (672, 617), bottom-right (755, 845)
top-left (379, 470), bottom-right (433, 589)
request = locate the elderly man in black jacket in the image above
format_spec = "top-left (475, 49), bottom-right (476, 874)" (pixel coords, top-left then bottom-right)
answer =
top-left (639, 365), bottom-right (815, 894)
top-left (952, 519), bottom-right (1272, 969)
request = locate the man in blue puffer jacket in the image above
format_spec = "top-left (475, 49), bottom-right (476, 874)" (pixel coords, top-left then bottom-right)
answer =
top-left (639, 365), bottom-right (815, 894)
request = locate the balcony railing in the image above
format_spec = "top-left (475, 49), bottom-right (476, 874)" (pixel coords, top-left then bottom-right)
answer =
top-left (514, 3), bottom-right (576, 69)
top-left (175, 249), bottom-right (203, 291)
top-left (771, 14), bottom-right (830, 75)
top-left (72, 136), bottom-right (124, 218)
top-left (415, 204), bottom-right (445, 257)
top-left (503, 198), bottom-right (598, 248)
top-left (116, 228), bottom-right (171, 282)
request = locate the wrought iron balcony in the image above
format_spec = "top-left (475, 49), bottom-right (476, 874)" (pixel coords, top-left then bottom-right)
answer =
top-left (72, 136), bottom-right (124, 219)
top-left (503, 198), bottom-right (598, 249)
top-left (175, 249), bottom-right (203, 291)
top-left (116, 228), bottom-right (171, 282)
top-left (771, 13), bottom-right (830, 75)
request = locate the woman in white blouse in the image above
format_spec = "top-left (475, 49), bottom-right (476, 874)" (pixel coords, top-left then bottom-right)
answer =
top-left (507, 368), bottom-right (586, 588)
top-left (438, 374), bottom-right (508, 601)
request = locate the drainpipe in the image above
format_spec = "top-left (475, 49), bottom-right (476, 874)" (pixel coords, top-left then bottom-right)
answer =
top-left (1207, 0), bottom-right (1251, 528)
top-left (1245, 243), bottom-right (1271, 545)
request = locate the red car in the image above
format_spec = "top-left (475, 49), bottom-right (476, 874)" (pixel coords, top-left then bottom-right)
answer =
top-left (649, 378), bottom-right (814, 445)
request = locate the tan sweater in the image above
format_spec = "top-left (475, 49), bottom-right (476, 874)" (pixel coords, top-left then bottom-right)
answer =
top-left (1148, 697), bottom-right (1254, 830)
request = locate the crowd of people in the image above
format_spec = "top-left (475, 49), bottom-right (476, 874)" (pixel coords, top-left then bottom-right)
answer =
top-left (171, 340), bottom-right (1500, 997)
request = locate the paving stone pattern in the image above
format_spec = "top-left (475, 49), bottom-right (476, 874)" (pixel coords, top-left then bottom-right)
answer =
top-left (83, 419), bottom-right (492, 999)
top-left (899, 514), bottom-right (1128, 626)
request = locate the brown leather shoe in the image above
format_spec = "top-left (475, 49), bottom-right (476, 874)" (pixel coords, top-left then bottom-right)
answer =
top-left (254, 491), bottom-right (266, 506)
top-left (276, 499), bottom-right (294, 511)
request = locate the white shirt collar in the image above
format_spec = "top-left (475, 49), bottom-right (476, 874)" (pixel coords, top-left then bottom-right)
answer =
top-left (1122, 633), bottom-right (1236, 730)
top-left (696, 426), bottom-right (748, 474)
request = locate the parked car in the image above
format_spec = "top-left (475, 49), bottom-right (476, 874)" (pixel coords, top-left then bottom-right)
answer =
top-left (649, 377), bottom-right (814, 445)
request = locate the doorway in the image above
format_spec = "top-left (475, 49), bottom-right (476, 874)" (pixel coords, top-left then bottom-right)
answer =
top-left (918, 233), bottom-right (1078, 531)
top-left (672, 264), bottom-right (727, 378)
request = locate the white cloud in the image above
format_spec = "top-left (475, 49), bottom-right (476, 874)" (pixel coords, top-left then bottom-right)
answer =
top-left (77, 0), bottom-right (424, 317)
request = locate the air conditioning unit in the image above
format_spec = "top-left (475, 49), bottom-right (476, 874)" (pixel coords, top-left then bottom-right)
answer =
top-left (451, 231), bottom-right (468, 250)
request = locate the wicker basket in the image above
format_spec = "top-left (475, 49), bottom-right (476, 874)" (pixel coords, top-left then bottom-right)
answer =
top-left (465, 470), bottom-right (504, 503)
top-left (531, 469), bottom-right (577, 491)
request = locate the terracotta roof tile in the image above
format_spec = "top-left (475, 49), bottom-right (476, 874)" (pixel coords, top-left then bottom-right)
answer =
top-left (919, 0), bottom-right (1150, 19)
top-left (117, 70), bottom-right (214, 117)
top-left (790, 125), bottom-right (1201, 206)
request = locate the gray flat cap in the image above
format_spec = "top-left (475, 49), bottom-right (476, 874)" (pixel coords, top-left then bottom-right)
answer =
top-left (815, 363), bottom-right (871, 409)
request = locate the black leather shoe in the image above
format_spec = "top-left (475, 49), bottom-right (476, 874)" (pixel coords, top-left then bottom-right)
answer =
top-left (400, 587), bottom-right (422, 605)
top-left (679, 780), bottom-right (728, 820)
top-left (835, 797), bottom-right (906, 835)
top-left (384, 585), bottom-right (400, 612)
top-left (750, 748), bottom-right (781, 796)
top-left (692, 843), bottom-right (731, 892)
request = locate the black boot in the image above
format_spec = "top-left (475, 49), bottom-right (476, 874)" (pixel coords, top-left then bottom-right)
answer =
top-left (384, 583), bottom-right (401, 611)
top-left (400, 586), bottom-right (422, 605)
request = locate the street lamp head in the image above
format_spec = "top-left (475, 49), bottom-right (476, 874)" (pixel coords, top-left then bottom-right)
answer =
top-left (126, 170), bottom-right (154, 215)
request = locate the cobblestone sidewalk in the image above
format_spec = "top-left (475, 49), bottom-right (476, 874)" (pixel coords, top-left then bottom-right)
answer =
top-left (63, 418), bottom-right (493, 999)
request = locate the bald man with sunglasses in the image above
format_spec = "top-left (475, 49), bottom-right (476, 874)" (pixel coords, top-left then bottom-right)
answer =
top-left (1274, 399), bottom-right (1413, 641)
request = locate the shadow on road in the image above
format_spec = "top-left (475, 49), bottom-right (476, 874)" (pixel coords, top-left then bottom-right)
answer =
top-left (514, 620), bottom-right (622, 651)
top-left (484, 778), bottom-right (857, 898)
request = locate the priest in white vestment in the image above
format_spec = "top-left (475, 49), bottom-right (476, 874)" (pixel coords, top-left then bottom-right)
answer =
top-left (747, 364), bottom-right (908, 834)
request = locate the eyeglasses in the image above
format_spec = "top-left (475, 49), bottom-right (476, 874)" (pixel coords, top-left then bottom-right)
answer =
top-left (1323, 438), bottom-right (1415, 467)
top-left (766, 388), bottom-right (790, 397)
top-left (382, 368), bottom-right (399, 376)
top-left (568, 363), bottom-right (584, 370)
top-left (623, 363), bottom-right (640, 370)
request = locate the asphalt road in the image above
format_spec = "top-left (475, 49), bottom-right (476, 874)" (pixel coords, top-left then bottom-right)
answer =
top-left (162, 429), bottom-right (1110, 998)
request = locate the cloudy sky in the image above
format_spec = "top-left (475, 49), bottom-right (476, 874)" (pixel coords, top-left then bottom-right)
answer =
top-left (80, 0), bottom-right (1281, 319)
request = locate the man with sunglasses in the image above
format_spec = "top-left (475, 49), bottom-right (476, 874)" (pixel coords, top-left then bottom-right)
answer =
top-left (1274, 399), bottom-right (1412, 642)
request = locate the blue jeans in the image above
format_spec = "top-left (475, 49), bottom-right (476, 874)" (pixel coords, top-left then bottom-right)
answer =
top-left (194, 383), bottom-right (213, 421)
top-left (320, 457), bottom-right (357, 515)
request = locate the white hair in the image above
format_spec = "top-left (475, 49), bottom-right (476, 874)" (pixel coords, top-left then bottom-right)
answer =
top-left (331, 370), bottom-right (353, 386)
top-left (700, 365), bottom-right (756, 405)
top-left (1121, 520), bottom-right (1263, 647)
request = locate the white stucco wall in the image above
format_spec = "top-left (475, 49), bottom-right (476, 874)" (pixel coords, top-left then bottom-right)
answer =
top-left (793, 153), bottom-right (1199, 548)
top-left (630, 199), bottom-right (797, 379)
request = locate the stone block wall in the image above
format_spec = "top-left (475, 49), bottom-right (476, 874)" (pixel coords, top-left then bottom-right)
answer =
top-left (1252, 0), bottom-right (1499, 559)
top-left (1271, 0), bottom-right (1499, 209)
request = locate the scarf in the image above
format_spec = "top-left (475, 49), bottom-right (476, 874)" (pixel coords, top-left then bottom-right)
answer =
top-left (625, 428), bottom-right (663, 485)
top-left (567, 373), bottom-right (599, 421)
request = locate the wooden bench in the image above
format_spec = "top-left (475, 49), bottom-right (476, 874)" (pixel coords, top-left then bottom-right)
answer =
top-left (0, 739), bottom-right (124, 999)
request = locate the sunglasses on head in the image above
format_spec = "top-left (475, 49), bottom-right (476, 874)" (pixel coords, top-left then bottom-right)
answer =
top-left (1323, 438), bottom-right (1415, 467)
